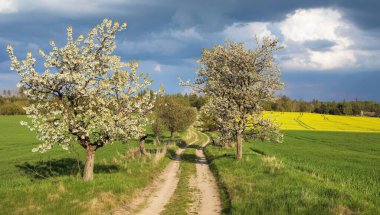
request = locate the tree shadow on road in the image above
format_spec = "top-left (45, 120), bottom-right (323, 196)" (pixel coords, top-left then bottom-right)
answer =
top-left (180, 153), bottom-right (198, 164)
top-left (16, 158), bottom-right (119, 180)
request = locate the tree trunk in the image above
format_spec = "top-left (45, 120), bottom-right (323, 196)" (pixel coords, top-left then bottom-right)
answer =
top-left (170, 131), bottom-right (174, 140)
top-left (83, 146), bottom-right (96, 181)
top-left (139, 135), bottom-right (148, 156)
top-left (236, 131), bottom-right (243, 159)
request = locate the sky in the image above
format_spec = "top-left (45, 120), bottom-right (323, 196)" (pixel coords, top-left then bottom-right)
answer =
top-left (0, 0), bottom-right (379, 101)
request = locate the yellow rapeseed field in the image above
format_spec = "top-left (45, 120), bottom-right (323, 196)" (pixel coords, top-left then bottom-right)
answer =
top-left (248, 112), bottom-right (380, 132)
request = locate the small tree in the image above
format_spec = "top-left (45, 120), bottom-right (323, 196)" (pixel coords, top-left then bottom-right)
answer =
top-left (155, 96), bottom-right (197, 139)
top-left (7, 19), bottom-right (155, 180)
top-left (151, 116), bottom-right (166, 144)
top-left (183, 38), bottom-right (283, 159)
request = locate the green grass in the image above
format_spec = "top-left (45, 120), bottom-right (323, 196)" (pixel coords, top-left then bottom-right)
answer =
top-left (204, 130), bottom-right (380, 215)
top-left (0, 115), bottom-right (180, 215)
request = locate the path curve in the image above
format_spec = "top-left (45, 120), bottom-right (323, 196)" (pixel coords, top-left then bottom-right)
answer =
top-left (194, 132), bottom-right (222, 215)
top-left (114, 130), bottom-right (198, 215)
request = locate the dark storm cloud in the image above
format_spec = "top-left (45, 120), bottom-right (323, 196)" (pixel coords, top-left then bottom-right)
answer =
top-left (154, 0), bottom-right (380, 31)
top-left (0, 0), bottom-right (379, 101)
top-left (1, 0), bottom-right (378, 40)
top-left (283, 71), bottom-right (380, 102)
top-left (338, 1), bottom-right (380, 31)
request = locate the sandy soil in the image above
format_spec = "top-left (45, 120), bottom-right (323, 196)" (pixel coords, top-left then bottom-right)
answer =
top-left (114, 130), bottom-right (198, 215)
top-left (113, 130), bottom-right (222, 215)
top-left (193, 133), bottom-right (222, 215)
top-left (135, 148), bottom-right (184, 215)
top-left (113, 148), bottom-right (184, 215)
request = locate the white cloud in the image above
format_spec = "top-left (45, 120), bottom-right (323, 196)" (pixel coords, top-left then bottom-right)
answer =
top-left (222, 8), bottom-right (380, 72)
top-left (222, 22), bottom-right (275, 48)
top-left (278, 8), bottom-right (357, 70)
top-left (279, 8), bottom-right (348, 44)
top-left (169, 27), bottom-right (202, 41)
top-left (0, 0), bottom-right (17, 13)
top-left (153, 64), bottom-right (161, 72)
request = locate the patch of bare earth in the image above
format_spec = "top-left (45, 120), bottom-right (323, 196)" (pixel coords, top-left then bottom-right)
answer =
top-left (192, 133), bottom-right (222, 215)
top-left (113, 130), bottom-right (198, 215)
top-left (187, 174), bottom-right (201, 214)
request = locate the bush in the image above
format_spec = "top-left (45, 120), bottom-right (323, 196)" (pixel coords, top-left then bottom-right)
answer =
top-left (154, 95), bottom-right (197, 138)
top-left (0, 103), bottom-right (26, 115)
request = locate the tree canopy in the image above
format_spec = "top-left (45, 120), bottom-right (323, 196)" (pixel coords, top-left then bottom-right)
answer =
top-left (154, 95), bottom-right (197, 139)
top-left (7, 19), bottom-right (155, 180)
top-left (185, 38), bottom-right (284, 159)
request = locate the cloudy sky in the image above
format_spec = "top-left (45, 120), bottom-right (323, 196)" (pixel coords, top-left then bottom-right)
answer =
top-left (0, 0), bottom-right (379, 101)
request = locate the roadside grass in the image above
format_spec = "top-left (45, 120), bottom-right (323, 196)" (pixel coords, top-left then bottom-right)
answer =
top-left (0, 115), bottom-right (180, 215)
top-left (204, 130), bottom-right (380, 215)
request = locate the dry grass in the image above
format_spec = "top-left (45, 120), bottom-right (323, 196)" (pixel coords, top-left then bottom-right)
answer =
top-left (152, 147), bottom-right (167, 165)
top-left (14, 205), bottom-right (41, 215)
top-left (332, 204), bottom-right (355, 215)
top-left (58, 183), bottom-right (66, 193)
top-left (47, 193), bottom-right (61, 201)
top-left (87, 192), bottom-right (117, 213)
top-left (261, 156), bottom-right (284, 173)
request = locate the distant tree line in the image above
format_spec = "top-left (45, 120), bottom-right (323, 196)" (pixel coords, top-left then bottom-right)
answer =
top-left (171, 94), bottom-right (380, 118)
top-left (2, 88), bottom-right (379, 117)
top-left (264, 96), bottom-right (380, 117)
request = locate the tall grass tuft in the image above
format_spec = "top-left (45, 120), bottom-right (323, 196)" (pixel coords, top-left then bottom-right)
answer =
top-left (261, 156), bottom-right (284, 174)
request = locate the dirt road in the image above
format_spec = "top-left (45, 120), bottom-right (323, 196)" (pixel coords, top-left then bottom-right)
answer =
top-left (193, 132), bottom-right (221, 215)
top-left (114, 130), bottom-right (198, 215)
top-left (114, 130), bottom-right (221, 215)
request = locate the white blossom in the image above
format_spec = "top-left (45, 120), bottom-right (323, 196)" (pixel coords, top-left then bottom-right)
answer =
top-left (7, 19), bottom-right (155, 153)
top-left (184, 38), bottom-right (284, 158)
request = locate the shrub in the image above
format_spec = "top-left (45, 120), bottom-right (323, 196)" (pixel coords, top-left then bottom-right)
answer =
top-left (0, 103), bottom-right (26, 115)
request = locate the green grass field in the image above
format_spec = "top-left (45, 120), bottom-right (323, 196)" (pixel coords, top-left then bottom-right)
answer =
top-left (0, 115), bottom-right (179, 215)
top-left (2, 113), bottom-right (380, 214)
top-left (205, 130), bottom-right (380, 214)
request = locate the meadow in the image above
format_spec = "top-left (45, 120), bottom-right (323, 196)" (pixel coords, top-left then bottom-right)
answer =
top-left (1, 113), bottom-right (380, 214)
top-left (0, 115), bottom-right (180, 215)
top-left (207, 112), bottom-right (380, 214)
